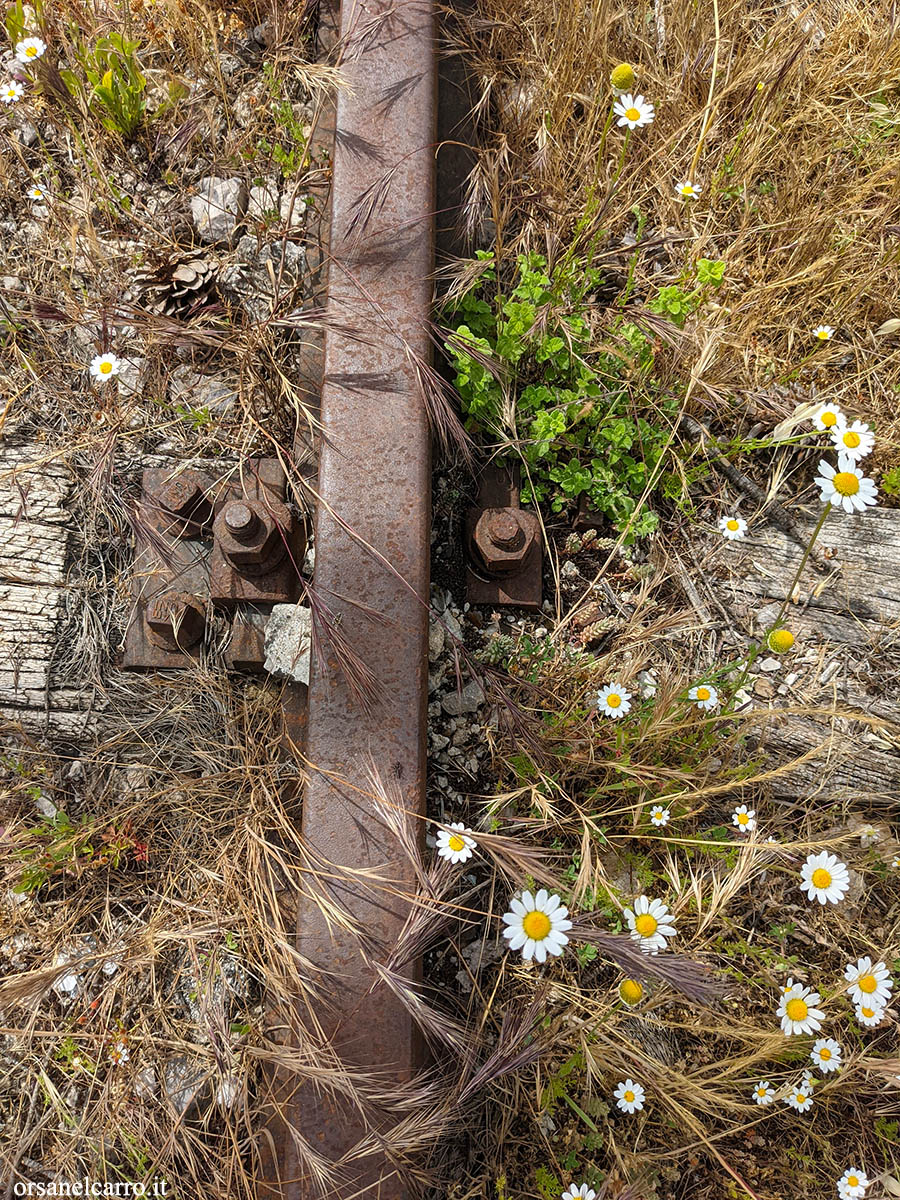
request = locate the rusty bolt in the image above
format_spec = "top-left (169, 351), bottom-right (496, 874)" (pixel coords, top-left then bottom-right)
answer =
top-left (145, 590), bottom-right (206, 650)
top-left (472, 507), bottom-right (538, 576)
top-left (155, 470), bottom-right (213, 535)
top-left (213, 498), bottom-right (289, 575)
top-left (223, 501), bottom-right (260, 538)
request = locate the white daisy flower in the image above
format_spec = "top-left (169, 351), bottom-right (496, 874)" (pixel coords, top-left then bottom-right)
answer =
top-left (810, 1037), bottom-right (842, 1073)
top-left (831, 420), bottom-right (874, 462)
top-left (15, 36), bottom-right (46, 64)
top-left (108, 1037), bottom-right (129, 1066)
top-left (502, 888), bottom-right (572, 964)
top-left (813, 403), bottom-right (844, 431)
top-left (784, 1079), bottom-right (813, 1112)
top-left (858, 823), bottom-right (880, 847)
top-left (675, 180), bottom-right (701, 200)
top-left (844, 957), bottom-right (893, 1009)
top-left (562, 1186), bottom-right (596, 1200)
top-left (649, 805), bottom-right (670, 827)
top-left (732, 805), bottom-right (756, 833)
top-left (752, 1080), bottom-right (775, 1105)
top-left (689, 683), bottom-right (718, 710)
top-left (892, 855), bottom-right (900, 869)
top-left (854, 1001), bottom-right (884, 1027)
top-left (812, 325), bottom-right (835, 342)
top-left (718, 515), bottom-right (747, 540)
top-left (596, 682), bottom-right (632, 719)
top-left (815, 455), bottom-right (878, 514)
top-left (618, 978), bottom-right (644, 1007)
top-left (613, 93), bottom-right (654, 130)
top-left (837, 1169), bottom-right (870, 1200)
top-left (613, 1078), bottom-right (645, 1113)
top-left (777, 983), bottom-right (825, 1036)
top-left (624, 895), bottom-right (677, 955)
top-left (799, 851), bottom-right (850, 905)
top-left (1, 80), bottom-right (23, 104)
top-left (435, 822), bottom-right (476, 864)
top-left (780, 977), bottom-right (797, 996)
top-left (27, 184), bottom-right (46, 201)
top-left (89, 352), bottom-right (122, 382)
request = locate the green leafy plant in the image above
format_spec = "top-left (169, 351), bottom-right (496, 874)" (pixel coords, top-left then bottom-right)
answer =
top-left (443, 251), bottom-right (679, 538)
top-left (61, 32), bottom-right (147, 138)
top-left (13, 811), bottom-right (148, 893)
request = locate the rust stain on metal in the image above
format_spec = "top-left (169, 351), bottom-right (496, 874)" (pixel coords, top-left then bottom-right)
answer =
top-left (264, 0), bottom-right (436, 1195)
top-left (466, 462), bottom-right (543, 610)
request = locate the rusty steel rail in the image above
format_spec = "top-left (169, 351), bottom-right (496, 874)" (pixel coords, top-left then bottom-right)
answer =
top-left (262, 1), bottom-right (436, 1196)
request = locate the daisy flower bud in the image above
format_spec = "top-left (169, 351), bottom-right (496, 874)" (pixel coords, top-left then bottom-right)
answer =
top-left (613, 93), bottom-right (654, 129)
top-left (15, 36), bottom-right (47, 64)
top-left (610, 62), bottom-right (635, 94)
top-left (618, 978), bottom-right (644, 1007)
top-left (613, 1078), bottom-right (645, 1113)
top-left (831, 420), bottom-right (874, 461)
top-left (766, 628), bottom-right (794, 654)
top-left (815, 455), bottom-right (878, 514)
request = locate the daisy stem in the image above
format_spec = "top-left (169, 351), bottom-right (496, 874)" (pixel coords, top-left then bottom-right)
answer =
top-left (610, 128), bottom-right (632, 190)
top-left (729, 503), bottom-right (831, 701)
top-left (596, 102), bottom-right (616, 166)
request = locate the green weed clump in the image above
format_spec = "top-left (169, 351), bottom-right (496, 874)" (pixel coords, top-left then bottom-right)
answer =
top-left (443, 251), bottom-right (679, 538)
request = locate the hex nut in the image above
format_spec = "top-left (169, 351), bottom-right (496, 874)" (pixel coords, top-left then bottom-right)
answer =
top-left (154, 470), bottom-right (214, 536)
top-left (213, 498), bottom-right (289, 574)
top-left (472, 507), bottom-right (539, 576)
top-left (146, 591), bottom-right (206, 650)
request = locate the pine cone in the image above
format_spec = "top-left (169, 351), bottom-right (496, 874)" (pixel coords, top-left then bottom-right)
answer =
top-left (132, 252), bottom-right (218, 317)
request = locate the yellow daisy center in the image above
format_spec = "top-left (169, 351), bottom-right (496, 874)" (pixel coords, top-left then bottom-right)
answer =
top-left (860, 1006), bottom-right (876, 1019)
top-left (26, 45), bottom-right (37, 56)
top-left (696, 687), bottom-right (710, 701)
top-left (818, 1047), bottom-right (831, 1060)
top-left (610, 64), bottom-right (634, 90)
top-left (832, 471), bottom-right (860, 496)
top-left (737, 813), bottom-right (749, 825)
top-left (448, 834), bottom-right (465, 852)
top-left (756, 1087), bottom-right (766, 1096)
top-left (796, 1092), bottom-right (806, 1103)
top-left (858, 973), bottom-right (877, 994)
top-left (682, 185), bottom-right (693, 195)
top-left (726, 519), bottom-right (739, 530)
top-left (634, 913), bottom-right (658, 937)
top-left (821, 410), bottom-right (838, 427)
top-left (785, 997), bottom-right (808, 1022)
top-left (522, 910), bottom-right (551, 941)
top-left (625, 107), bottom-right (640, 121)
top-left (606, 693), bottom-right (621, 708)
top-left (811, 868), bottom-right (832, 889)
top-left (842, 430), bottom-right (861, 448)
top-left (624, 1089), bottom-right (635, 1103)
top-left (99, 360), bottom-right (113, 374)
top-left (619, 978), bottom-right (643, 1005)
top-left (848, 1179), bottom-right (859, 1189)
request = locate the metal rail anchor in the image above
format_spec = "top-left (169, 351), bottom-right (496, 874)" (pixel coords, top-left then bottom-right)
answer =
top-left (259, 0), bottom-right (435, 1196)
